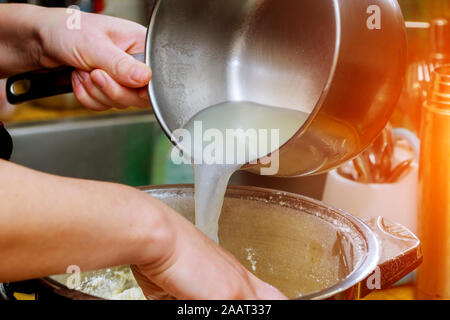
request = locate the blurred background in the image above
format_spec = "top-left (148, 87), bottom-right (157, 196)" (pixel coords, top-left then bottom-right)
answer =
top-left (0, 0), bottom-right (448, 192)
top-left (0, 0), bottom-right (449, 301)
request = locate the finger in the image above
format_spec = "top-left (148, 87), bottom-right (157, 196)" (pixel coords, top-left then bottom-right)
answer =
top-left (72, 72), bottom-right (111, 112)
top-left (74, 70), bottom-right (125, 109)
top-left (102, 20), bottom-right (147, 54)
top-left (133, 208), bottom-right (284, 301)
top-left (140, 233), bottom-right (282, 300)
top-left (88, 41), bottom-right (151, 89)
top-left (247, 273), bottom-right (287, 300)
top-left (138, 87), bottom-right (150, 100)
top-left (90, 69), bottom-right (150, 109)
top-left (131, 265), bottom-right (171, 300)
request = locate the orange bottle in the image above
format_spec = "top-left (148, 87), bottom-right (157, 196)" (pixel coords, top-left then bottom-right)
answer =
top-left (417, 65), bottom-right (450, 299)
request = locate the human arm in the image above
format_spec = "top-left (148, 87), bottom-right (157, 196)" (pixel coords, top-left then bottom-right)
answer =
top-left (0, 160), bottom-right (285, 300)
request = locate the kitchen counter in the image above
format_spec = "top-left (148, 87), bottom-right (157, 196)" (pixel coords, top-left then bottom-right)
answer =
top-left (4, 102), bottom-right (149, 125)
top-left (364, 285), bottom-right (415, 300)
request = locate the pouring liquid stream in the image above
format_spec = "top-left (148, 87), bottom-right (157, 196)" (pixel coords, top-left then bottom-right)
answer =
top-left (182, 101), bottom-right (308, 242)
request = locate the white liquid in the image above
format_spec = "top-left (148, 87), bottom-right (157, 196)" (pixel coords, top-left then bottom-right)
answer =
top-left (183, 101), bottom-right (309, 242)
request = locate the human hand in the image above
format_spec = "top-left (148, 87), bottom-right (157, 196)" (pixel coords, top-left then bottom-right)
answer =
top-left (36, 7), bottom-right (151, 111)
top-left (0, 157), bottom-right (285, 299)
top-left (132, 202), bottom-right (287, 300)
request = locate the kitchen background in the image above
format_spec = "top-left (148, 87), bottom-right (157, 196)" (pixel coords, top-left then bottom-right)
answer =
top-left (0, 0), bottom-right (448, 300)
top-left (0, 0), bottom-right (445, 188)
top-left (0, 0), bottom-right (447, 215)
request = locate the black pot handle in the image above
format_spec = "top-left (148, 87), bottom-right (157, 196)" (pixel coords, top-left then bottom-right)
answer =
top-left (6, 53), bottom-right (145, 105)
top-left (1, 280), bottom-right (40, 300)
top-left (6, 66), bottom-right (75, 105)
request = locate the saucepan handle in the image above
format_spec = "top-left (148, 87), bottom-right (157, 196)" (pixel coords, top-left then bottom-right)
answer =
top-left (6, 53), bottom-right (145, 105)
top-left (359, 217), bottom-right (422, 298)
top-left (6, 66), bottom-right (75, 105)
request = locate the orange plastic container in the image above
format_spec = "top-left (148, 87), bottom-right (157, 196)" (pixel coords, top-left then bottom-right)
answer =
top-left (417, 65), bottom-right (450, 300)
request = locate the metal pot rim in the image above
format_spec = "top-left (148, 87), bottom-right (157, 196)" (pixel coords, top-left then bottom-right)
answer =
top-left (41, 184), bottom-right (380, 300)
top-left (139, 184), bottom-right (381, 300)
top-left (145, 0), bottom-right (342, 168)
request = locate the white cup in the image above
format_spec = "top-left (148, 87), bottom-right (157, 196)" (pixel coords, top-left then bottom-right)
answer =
top-left (322, 129), bottom-right (420, 234)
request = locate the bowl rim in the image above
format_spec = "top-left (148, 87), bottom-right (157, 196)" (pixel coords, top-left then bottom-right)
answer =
top-left (141, 184), bottom-right (381, 300)
top-left (41, 184), bottom-right (380, 300)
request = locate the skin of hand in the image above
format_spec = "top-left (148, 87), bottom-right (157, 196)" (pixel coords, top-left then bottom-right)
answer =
top-left (0, 4), bottom-right (286, 300)
top-left (0, 4), bottom-right (151, 111)
top-left (0, 160), bottom-right (286, 300)
top-left (131, 209), bottom-right (287, 300)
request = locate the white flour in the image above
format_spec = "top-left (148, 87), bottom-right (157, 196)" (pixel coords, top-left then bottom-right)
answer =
top-left (52, 266), bottom-right (145, 300)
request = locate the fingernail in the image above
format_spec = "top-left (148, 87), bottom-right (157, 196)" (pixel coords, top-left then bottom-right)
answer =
top-left (130, 65), bottom-right (150, 84)
top-left (72, 72), bottom-right (81, 86)
top-left (259, 284), bottom-right (288, 300)
top-left (92, 71), bottom-right (107, 89)
top-left (74, 71), bottom-right (84, 84)
top-left (77, 71), bottom-right (89, 83)
top-left (139, 88), bottom-right (149, 99)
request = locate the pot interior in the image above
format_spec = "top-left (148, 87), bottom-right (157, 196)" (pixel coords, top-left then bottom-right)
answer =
top-left (148, 0), bottom-right (337, 131)
top-left (155, 186), bottom-right (372, 299)
top-left (51, 186), bottom-right (376, 300)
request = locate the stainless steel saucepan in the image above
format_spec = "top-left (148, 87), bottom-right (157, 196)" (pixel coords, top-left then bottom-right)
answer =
top-left (6, 0), bottom-right (407, 177)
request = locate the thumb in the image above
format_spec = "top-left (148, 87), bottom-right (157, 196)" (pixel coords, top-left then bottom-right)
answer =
top-left (251, 277), bottom-right (288, 300)
top-left (131, 265), bottom-right (171, 300)
top-left (90, 42), bottom-right (151, 89)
